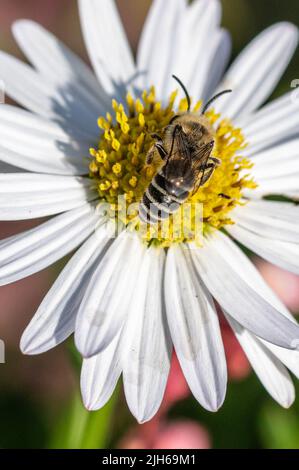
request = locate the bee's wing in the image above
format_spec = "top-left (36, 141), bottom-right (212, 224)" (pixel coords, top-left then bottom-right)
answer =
top-left (192, 141), bottom-right (214, 167)
top-left (191, 142), bottom-right (215, 195)
top-left (167, 125), bottom-right (192, 163)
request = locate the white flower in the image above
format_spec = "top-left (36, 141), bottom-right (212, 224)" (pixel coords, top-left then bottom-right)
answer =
top-left (0, 0), bottom-right (299, 423)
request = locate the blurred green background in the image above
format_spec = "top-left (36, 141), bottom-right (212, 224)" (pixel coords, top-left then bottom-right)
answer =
top-left (0, 0), bottom-right (298, 449)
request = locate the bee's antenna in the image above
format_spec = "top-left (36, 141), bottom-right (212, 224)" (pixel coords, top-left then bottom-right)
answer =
top-left (172, 74), bottom-right (191, 112)
top-left (201, 90), bottom-right (232, 115)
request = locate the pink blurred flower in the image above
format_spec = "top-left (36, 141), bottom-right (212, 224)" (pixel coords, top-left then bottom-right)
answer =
top-left (116, 0), bottom-right (151, 52)
top-left (152, 421), bottom-right (211, 449)
top-left (162, 353), bottom-right (190, 410)
top-left (0, 0), bottom-right (71, 30)
top-left (221, 317), bottom-right (251, 380)
top-left (120, 420), bottom-right (211, 450)
top-left (118, 433), bottom-right (148, 450)
top-left (255, 258), bottom-right (299, 313)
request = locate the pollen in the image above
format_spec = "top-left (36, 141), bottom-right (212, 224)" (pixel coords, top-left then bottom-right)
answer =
top-left (88, 87), bottom-right (257, 247)
top-left (112, 163), bottom-right (122, 175)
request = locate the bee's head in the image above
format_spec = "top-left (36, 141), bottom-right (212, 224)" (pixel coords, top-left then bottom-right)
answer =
top-left (164, 158), bottom-right (194, 197)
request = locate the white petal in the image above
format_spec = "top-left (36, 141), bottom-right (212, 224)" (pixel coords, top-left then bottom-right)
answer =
top-left (20, 227), bottom-right (110, 355)
top-left (203, 230), bottom-right (288, 312)
top-left (246, 175), bottom-right (299, 197)
top-left (78, 0), bottom-right (135, 96)
top-left (190, 236), bottom-right (299, 348)
top-left (81, 332), bottom-right (123, 411)
top-left (0, 144), bottom-right (88, 177)
top-left (137, 0), bottom-right (186, 98)
top-left (164, 244), bottom-right (227, 412)
top-left (164, 0), bottom-right (229, 102)
top-left (264, 342), bottom-right (299, 379)
top-left (139, 0), bottom-right (229, 103)
top-left (209, 230), bottom-right (299, 379)
top-left (251, 137), bottom-right (299, 169)
top-left (231, 200), bottom-right (299, 243)
top-left (241, 92), bottom-right (299, 155)
top-left (0, 174), bottom-right (96, 220)
top-left (282, 191), bottom-right (299, 201)
top-left (228, 223), bottom-right (299, 275)
top-left (12, 20), bottom-right (108, 106)
top-left (123, 247), bottom-right (172, 423)
top-left (249, 138), bottom-right (299, 181)
top-left (199, 29), bottom-right (231, 102)
top-left (0, 104), bottom-right (89, 175)
top-left (226, 315), bottom-right (295, 408)
top-left (184, 0), bottom-right (223, 102)
top-left (0, 203), bottom-right (98, 286)
top-left (215, 23), bottom-right (298, 120)
top-left (75, 232), bottom-right (145, 358)
top-left (0, 51), bottom-right (99, 139)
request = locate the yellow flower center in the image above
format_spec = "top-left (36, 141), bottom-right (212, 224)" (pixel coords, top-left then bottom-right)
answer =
top-left (88, 87), bottom-right (257, 247)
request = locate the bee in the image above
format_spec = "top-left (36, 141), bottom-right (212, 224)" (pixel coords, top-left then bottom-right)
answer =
top-left (139, 76), bottom-right (232, 225)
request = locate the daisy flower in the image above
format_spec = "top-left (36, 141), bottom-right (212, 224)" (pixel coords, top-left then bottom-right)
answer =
top-left (0, 0), bottom-right (299, 423)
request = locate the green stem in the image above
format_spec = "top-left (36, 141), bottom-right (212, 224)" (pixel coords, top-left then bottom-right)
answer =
top-left (50, 342), bottom-right (119, 449)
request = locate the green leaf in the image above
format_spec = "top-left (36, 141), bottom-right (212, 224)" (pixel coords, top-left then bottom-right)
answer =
top-left (259, 404), bottom-right (299, 449)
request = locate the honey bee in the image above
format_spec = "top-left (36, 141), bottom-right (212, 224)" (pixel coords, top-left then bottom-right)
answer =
top-left (139, 76), bottom-right (232, 225)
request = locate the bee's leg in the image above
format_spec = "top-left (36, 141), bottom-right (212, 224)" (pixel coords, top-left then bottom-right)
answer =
top-left (146, 145), bottom-right (156, 164)
top-left (199, 157), bottom-right (220, 185)
top-left (151, 133), bottom-right (163, 142)
top-left (198, 162), bottom-right (217, 187)
top-left (155, 143), bottom-right (168, 160)
top-left (169, 115), bottom-right (180, 124)
top-left (146, 143), bottom-right (168, 164)
top-left (208, 156), bottom-right (221, 165)
top-left (200, 167), bottom-right (215, 186)
top-left (199, 163), bottom-right (215, 171)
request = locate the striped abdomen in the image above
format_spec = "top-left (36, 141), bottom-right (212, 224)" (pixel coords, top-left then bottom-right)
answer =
top-left (139, 171), bottom-right (189, 224)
